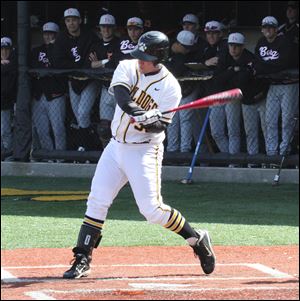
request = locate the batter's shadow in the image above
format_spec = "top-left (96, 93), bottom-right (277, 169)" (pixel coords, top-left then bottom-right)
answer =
top-left (95, 273), bottom-right (209, 281)
top-left (2, 273), bottom-right (212, 289)
top-left (245, 279), bottom-right (299, 285)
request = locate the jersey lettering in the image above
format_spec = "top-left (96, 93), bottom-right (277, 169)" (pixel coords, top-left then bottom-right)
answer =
top-left (133, 89), bottom-right (157, 110)
top-left (38, 52), bottom-right (50, 65)
top-left (71, 46), bottom-right (81, 62)
top-left (130, 86), bottom-right (139, 98)
top-left (109, 60), bottom-right (181, 144)
top-left (134, 123), bottom-right (146, 132)
top-left (259, 47), bottom-right (279, 61)
top-left (120, 40), bottom-right (136, 51)
top-left (84, 235), bottom-right (91, 245)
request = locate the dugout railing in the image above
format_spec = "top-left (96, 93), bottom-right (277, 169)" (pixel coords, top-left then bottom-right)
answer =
top-left (3, 67), bottom-right (298, 167)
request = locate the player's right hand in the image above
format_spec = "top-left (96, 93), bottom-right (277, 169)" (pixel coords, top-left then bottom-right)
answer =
top-left (131, 109), bottom-right (162, 125)
top-left (205, 57), bottom-right (218, 66)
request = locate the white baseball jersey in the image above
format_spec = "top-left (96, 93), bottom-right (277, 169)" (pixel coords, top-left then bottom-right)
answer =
top-left (86, 59), bottom-right (182, 226)
top-left (108, 59), bottom-right (182, 144)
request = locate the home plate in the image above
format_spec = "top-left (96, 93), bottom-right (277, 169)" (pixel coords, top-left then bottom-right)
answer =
top-left (129, 283), bottom-right (193, 289)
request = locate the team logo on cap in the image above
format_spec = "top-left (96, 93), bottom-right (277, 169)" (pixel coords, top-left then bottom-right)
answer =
top-left (138, 42), bottom-right (147, 52)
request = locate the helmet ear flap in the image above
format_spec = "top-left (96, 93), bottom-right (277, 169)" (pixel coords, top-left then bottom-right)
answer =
top-left (152, 45), bottom-right (169, 64)
top-left (153, 60), bottom-right (160, 66)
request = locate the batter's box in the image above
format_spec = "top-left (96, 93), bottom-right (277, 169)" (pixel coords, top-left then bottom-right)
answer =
top-left (25, 286), bottom-right (298, 301)
top-left (1, 263), bottom-right (294, 284)
top-left (213, 263), bottom-right (294, 279)
top-left (90, 262), bottom-right (294, 280)
top-left (19, 263), bottom-right (297, 300)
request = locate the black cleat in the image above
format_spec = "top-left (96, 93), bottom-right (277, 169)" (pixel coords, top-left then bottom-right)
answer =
top-left (63, 253), bottom-right (90, 279)
top-left (192, 230), bottom-right (216, 274)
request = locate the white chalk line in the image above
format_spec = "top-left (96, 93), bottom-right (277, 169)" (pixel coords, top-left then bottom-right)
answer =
top-left (245, 263), bottom-right (293, 278)
top-left (3, 263), bottom-right (240, 269)
top-left (2, 264), bottom-right (298, 300)
top-left (1, 268), bottom-right (22, 283)
top-left (25, 291), bottom-right (56, 300)
top-left (2, 276), bottom-right (297, 284)
top-left (2, 262), bottom-right (297, 272)
top-left (25, 286), bottom-right (299, 301)
top-left (1, 263), bottom-right (296, 284)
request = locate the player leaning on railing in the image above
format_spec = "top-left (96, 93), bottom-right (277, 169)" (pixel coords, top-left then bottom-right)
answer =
top-left (52, 8), bottom-right (100, 151)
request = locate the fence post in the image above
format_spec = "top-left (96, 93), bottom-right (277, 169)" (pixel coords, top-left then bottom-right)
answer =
top-left (13, 1), bottom-right (32, 161)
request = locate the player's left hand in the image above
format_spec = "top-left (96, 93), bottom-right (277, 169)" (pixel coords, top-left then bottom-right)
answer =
top-left (89, 52), bottom-right (98, 62)
top-left (132, 109), bottom-right (162, 125)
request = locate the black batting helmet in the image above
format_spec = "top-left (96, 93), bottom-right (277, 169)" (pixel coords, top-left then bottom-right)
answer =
top-left (130, 31), bottom-right (169, 63)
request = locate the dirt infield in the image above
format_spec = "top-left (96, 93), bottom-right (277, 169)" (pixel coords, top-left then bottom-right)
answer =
top-left (1, 245), bottom-right (299, 300)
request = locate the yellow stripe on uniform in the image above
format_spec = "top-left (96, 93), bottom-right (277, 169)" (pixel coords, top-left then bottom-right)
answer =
top-left (164, 210), bottom-right (179, 228)
top-left (134, 67), bottom-right (140, 87)
top-left (155, 146), bottom-right (162, 207)
top-left (122, 120), bottom-right (132, 143)
top-left (160, 116), bottom-right (172, 122)
top-left (144, 73), bottom-right (169, 92)
top-left (168, 213), bottom-right (183, 231)
top-left (84, 217), bottom-right (103, 229)
top-left (173, 216), bottom-right (186, 233)
top-left (110, 82), bottom-right (131, 92)
top-left (115, 112), bottom-right (126, 139)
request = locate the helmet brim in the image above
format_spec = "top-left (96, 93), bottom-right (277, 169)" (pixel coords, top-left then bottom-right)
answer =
top-left (130, 47), bottom-right (157, 61)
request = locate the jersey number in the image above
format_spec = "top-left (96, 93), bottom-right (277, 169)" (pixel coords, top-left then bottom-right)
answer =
top-left (134, 124), bottom-right (146, 132)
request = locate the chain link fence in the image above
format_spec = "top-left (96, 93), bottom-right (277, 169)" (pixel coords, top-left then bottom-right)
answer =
top-left (1, 68), bottom-right (299, 167)
top-left (28, 69), bottom-right (113, 159)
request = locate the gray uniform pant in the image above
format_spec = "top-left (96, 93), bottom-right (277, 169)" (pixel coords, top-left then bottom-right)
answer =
top-left (209, 100), bottom-right (241, 154)
top-left (99, 85), bottom-right (116, 121)
top-left (265, 83), bottom-right (299, 155)
top-left (242, 100), bottom-right (266, 155)
top-left (69, 81), bottom-right (99, 128)
top-left (167, 88), bottom-right (199, 152)
top-left (32, 94), bottom-right (66, 150)
top-left (1, 109), bottom-right (13, 152)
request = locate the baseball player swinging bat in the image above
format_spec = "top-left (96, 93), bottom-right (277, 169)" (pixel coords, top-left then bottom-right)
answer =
top-left (130, 88), bottom-right (243, 123)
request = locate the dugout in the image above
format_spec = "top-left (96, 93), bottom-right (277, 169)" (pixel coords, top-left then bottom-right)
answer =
top-left (1, 1), bottom-right (294, 50)
top-left (1, 1), bottom-right (299, 167)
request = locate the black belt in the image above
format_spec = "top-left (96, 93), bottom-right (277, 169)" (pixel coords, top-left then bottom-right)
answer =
top-left (113, 137), bottom-right (150, 144)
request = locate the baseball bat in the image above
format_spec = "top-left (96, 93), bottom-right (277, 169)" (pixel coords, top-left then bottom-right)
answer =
top-left (161, 88), bottom-right (243, 115)
top-left (272, 116), bottom-right (298, 186)
top-left (130, 88), bottom-right (243, 123)
top-left (181, 108), bottom-right (211, 185)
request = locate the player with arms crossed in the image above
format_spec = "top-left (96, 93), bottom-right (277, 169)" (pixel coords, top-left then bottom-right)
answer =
top-left (63, 31), bottom-right (216, 279)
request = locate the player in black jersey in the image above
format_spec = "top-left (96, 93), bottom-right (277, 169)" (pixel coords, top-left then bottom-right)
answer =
top-left (181, 13), bottom-right (208, 54)
top-left (88, 14), bottom-right (121, 147)
top-left (254, 16), bottom-right (298, 158)
top-left (31, 22), bottom-right (67, 155)
top-left (119, 17), bottom-right (144, 60)
top-left (278, 0), bottom-right (298, 65)
top-left (53, 8), bottom-right (100, 150)
top-left (1, 37), bottom-right (17, 158)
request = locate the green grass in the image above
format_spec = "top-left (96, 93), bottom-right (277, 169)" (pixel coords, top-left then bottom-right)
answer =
top-left (1, 176), bottom-right (299, 249)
